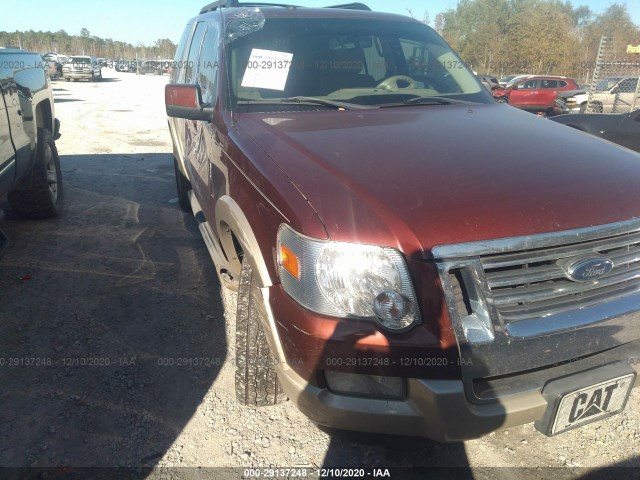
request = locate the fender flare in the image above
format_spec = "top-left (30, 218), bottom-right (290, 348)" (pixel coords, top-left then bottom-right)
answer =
top-left (215, 195), bottom-right (273, 289)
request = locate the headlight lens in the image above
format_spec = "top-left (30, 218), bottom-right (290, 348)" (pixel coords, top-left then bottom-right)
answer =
top-left (277, 224), bottom-right (420, 331)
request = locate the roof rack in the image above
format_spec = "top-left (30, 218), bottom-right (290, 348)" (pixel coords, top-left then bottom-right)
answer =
top-left (324, 3), bottom-right (371, 10)
top-left (200, 0), bottom-right (299, 14)
top-left (200, 1), bottom-right (371, 14)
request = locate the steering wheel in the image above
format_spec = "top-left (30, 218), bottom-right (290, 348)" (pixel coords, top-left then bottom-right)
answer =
top-left (376, 75), bottom-right (418, 91)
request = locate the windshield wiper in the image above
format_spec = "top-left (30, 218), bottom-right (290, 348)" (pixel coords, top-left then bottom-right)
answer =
top-left (280, 96), bottom-right (372, 110)
top-left (236, 97), bottom-right (369, 110)
top-left (403, 96), bottom-right (480, 106)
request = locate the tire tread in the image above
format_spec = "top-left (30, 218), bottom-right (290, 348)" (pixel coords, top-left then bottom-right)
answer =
top-left (235, 260), bottom-right (286, 407)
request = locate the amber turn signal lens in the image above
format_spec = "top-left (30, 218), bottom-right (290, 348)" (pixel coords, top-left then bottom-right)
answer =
top-left (280, 244), bottom-right (300, 279)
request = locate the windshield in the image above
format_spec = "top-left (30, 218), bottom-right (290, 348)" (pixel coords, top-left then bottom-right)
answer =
top-left (68, 57), bottom-right (91, 64)
top-left (505, 75), bottom-right (531, 88)
top-left (227, 17), bottom-right (491, 111)
top-left (595, 77), bottom-right (622, 91)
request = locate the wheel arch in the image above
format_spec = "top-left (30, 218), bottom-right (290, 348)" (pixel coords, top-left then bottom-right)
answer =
top-left (215, 195), bottom-right (288, 365)
top-left (35, 99), bottom-right (54, 133)
top-left (215, 195), bottom-right (273, 289)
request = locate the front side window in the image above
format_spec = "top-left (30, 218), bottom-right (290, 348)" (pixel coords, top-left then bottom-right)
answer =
top-left (517, 79), bottom-right (538, 90)
top-left (198, 22), bottom-right (221, 105)
top-left (225, 17), bottom-right (490, 111)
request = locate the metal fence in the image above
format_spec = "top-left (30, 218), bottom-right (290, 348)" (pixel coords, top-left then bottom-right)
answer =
top-left (586, 36), bottom-right (640, 114)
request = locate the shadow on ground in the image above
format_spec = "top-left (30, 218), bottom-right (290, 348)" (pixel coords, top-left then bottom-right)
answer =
top-left (0, 153), bottom-right (226, 471)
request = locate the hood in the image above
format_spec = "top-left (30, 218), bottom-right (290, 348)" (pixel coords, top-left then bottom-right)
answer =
top-left (559, 89), bottom-right (587, 98)
top-left (237, 103), bottom-right (640, 258)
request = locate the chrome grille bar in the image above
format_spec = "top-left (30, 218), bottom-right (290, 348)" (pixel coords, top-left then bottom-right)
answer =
top-left (491, 264), bottom-right (640, 307)
top-left (434, 217), bottom-right (640, 340)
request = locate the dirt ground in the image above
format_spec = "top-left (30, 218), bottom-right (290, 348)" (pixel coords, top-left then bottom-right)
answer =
top-left (0, 69), bottom-right (639, 479)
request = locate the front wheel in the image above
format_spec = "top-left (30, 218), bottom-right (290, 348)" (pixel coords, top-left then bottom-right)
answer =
top-left (8, 128), bottom-right (63, 219)
top-left (586, 102), bottom-right (603, 113)
top-left (235, 259), bottom-right (287, 407)
top-left (495, 96), bottom-right (508, 104)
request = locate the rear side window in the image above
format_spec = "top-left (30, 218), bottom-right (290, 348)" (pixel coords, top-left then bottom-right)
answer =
top-left (185, 22), bottom-right (207, 84)
top-left (197, 22), bottom-right (221, 105)
top-left (172, 24), bottom-right (193, 82)
top-left (541, 80), bottom-right (558, 89)
top-left (558, 81), bottom-right (567, 88)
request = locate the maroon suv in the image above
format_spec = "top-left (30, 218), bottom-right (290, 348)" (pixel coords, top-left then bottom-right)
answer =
top-left (166, 1), bottom-right (640, 441)
top-left (493, 75), bottom-right (579, 115)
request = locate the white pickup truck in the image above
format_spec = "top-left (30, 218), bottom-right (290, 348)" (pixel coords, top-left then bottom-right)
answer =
top-left (558, 89), bottom-right (589, 113)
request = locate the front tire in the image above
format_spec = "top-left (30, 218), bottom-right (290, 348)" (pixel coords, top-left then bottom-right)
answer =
top-left (235, 259), bottom-right (286, 407)
top-left (495, 96), bottom-right (508, 104)
top-left (8, 128), bottom-right (63, 219)
top-left (587, 102), bottom-right (603, 113)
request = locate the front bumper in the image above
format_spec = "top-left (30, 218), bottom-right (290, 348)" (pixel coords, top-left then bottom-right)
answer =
top-left (63, 71), bottom-right (94, 79)
top-left (277, 341), bottom-right (640, 442)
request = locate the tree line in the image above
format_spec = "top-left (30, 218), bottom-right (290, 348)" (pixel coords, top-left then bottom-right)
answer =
top-left (0, 28), bottom-right (177, 60)
top-left (3, 2), bottom-right (639, 81)
top-left (426, 1), bottom-right (640, 82)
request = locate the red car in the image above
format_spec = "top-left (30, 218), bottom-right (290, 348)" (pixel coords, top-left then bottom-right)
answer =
top-left (493, 75), bottom-right (579, 115)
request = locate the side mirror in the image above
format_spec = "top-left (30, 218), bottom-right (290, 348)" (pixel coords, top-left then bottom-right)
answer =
top-left (165, 84), bottom-right (213, 121)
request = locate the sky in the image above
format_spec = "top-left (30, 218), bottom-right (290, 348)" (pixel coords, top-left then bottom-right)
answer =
top-left (2, 0), bottom-right (640, 46)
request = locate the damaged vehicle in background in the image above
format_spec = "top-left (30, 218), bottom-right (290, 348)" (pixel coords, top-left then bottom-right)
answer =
top-left (166, 0), bottom-right (640, 442)
top-left (551, 108), bottom-right (640, 153)
top-left (556, 89), bottom-right (588, 113)
top-left (492, 75), bottom-right (579, 116)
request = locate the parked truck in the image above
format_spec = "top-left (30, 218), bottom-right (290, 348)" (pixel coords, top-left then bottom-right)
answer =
top-left (0, 48), bottom-right (63, 251)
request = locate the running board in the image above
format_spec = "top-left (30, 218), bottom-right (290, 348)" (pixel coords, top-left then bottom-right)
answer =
top-left (188, 190), bottom-right (237, 291)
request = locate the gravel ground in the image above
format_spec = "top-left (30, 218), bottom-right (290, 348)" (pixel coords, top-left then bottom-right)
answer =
top-left (0, 69), bottom-right (639, 480)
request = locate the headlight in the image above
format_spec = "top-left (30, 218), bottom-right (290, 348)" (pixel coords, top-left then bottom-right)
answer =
top-left (277, 224), bottom-right (421, 331)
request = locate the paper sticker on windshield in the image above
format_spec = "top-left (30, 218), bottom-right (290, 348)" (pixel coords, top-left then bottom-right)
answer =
top-left (241, 49), bottom-right (294, 91)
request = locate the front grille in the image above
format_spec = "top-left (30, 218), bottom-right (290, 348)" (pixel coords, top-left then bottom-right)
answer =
top-left (480, 230), bottom-right (640, 324)
top-left (434, 219), bottom-right (640, 385)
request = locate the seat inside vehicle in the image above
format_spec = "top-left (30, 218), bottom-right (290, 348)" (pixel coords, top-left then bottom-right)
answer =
top-left (283, 39), bottom-right (376, 97)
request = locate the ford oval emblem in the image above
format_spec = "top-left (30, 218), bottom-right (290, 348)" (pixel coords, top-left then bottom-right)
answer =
top-left (564, 257), bottom-right (614, 282)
